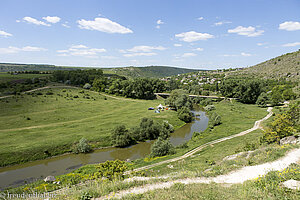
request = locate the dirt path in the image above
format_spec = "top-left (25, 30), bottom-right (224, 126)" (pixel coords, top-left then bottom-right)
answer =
top-left (125, 107), bottom-right (273, 174)
top-left (98, 147), bottom-right (300, 199)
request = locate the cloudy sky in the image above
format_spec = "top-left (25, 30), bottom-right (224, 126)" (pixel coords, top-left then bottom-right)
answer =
top-left (0, 0), bottom-right (299, 69)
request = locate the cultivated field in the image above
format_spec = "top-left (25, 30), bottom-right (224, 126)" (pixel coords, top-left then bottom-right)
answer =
top-left (0, 87), bottom-right (183, 166)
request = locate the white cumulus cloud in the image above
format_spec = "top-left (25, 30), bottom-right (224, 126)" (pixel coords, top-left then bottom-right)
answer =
top-left (174, 44), bottom-right (182, 47)
top-left (241, 52), bottom-right (251, 56)
top-left (0, 46), bottom-right (47, 54)
top-left (214, 21), bottom-right (232, 26)
top-left (282, 42), bottom-right (300, 47)
top-left (197, 17), bottom-right (204, 20)
top-left (228, 26), bottom-right (264, 37)
top-left (182, 53), bottom-right (197, 57)
top-left (123, 52), bottom-right (157, 57)
top-left (57, 45), bottom-right (106, 57)
top-left (194, 48), bottom-right (204, 51)
top-left (42, 16), bottom-right (61, 24)
top-left (77, 17), bottom-right (133, 34)
top-left (120, 45), bottom-right (166, 57)
top-left (279, 21), bottom-right (300, 31)
top-left (0, 30), bottom-right (12, 37)
top-left (23, 17), bottom-right (50, 26)
top-left (126, 45), bottom-right (166, 52)
top-left (175, 31), bottom-right (214, 42)
top-left (157, 19), bottom-right (164, 25)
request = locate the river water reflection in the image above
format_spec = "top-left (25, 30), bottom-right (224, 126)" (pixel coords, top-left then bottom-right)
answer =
top-left (0, 109), bottom-right (208, 190)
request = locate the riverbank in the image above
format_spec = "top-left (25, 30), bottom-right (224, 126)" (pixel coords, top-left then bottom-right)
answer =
top-left (2, 101), bottom-right (267, 193)
top-left (0, 87), bottom-right (184, 167)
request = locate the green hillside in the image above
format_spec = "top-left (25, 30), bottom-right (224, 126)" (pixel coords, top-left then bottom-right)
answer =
top-left (102, 66), bottom-right (200, 78)
top-left (0, 63), bottom-right (86, 72)
top-left (229, 50), bottom-right (300, 81)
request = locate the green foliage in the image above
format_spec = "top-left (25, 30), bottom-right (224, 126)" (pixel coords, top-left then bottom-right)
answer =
top-left (94, 160), bottom-right (128, 180)
top-left (52, 69), bottom-right (103, 86)
top-left (256, 92), bottom-right (270, 107)
top-left (73, 138), bottom-right (92, 154)
top-left (199, 98), bottom-right (213, 106)
top-left (80, 192), bottom-right (92, 200)
top-left (151, 137), bottom-right (174, 157)
top-left (204, 105), bottom-right (215, 111)
top-left (208, 111), bottom-right (222, 127)
top-left (111, 125), bottom-right (134, 147)
top-left (83, 83), bottom-right (92, 89)
top-left (261, 113), bottom-right (296, 144)
top-left (165, 89), bottom-right (192, 110)
top-left (93, 77), bottom-right (166, 100)
top-left (135, 118), bottom-right (161, 141)
top-left (177, 106), bottom-right (193, 123)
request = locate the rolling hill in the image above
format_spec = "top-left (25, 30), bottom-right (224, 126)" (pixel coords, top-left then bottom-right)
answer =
top-left (102, 66), bottom-right (200, 78)
top-left (228, 50), bottom-right (300, 81)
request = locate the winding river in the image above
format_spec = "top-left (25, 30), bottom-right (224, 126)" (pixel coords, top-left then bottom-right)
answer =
top-left (0, 109), bottom-right (208, 190)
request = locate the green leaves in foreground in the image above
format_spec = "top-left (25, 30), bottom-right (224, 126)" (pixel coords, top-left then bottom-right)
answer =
top-left (94, 160), bottom-right (128, 180)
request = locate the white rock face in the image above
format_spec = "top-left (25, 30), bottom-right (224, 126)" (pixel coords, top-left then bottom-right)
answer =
top-left (282, 179), bottom-right (300, 190)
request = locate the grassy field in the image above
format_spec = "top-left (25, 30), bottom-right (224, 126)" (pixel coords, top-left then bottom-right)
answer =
top-left (0, 72), bottom-right (50, 83)
top-left (0, 87), bottom-right (184, 167)
top-left (131, 101), bottom-right (268, 169)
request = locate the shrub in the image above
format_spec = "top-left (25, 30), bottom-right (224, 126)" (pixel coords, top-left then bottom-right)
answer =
top-left (83, 83), bottom-right (92, 89)
top-left (210, 112), bottom-right (221, 126)
top-left (151, 137), bottom-right (174, 157)
top-left (94, 160), bottom-right (128, 180)
top-left (137, 118), bottom-right (161, 141)
top-left (111, 125), bottom-right (134, 147)
top-left (200, 98), bottom-right (213, 106)
top-left (162, 120), bottom-right (174, 133)
top-left (204, 105), bottom-right (215, 111)
top-left (73, 138), bottom-right (92, 154)
top-left (177, 106), bottom-right (193, 123)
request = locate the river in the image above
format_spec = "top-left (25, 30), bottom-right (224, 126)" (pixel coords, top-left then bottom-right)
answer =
top-left (0, 109), bottom-right (208, 190)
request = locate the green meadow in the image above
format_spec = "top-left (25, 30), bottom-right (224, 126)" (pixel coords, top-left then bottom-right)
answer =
top-left (0, 72), bottom-right (50, 83)
top-left (0, 87), bottom-right (183, 167)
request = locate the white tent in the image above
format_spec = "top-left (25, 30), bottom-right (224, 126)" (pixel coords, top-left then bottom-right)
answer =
top-left (157, 104), bottom-right (164, 109)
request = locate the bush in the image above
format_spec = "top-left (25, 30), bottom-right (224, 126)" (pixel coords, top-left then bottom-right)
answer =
top-left (177, 106), bottom-right (193, 123)
top-left (73, 138), bottom-right (92, 154)
top-left (210, 112), bottom-right (221, 126)
top-left (137, 118), bottom-right (161, 141)
top-left (199, 98), bottom-right (213, 106)
top-left (162, 120), bottom-right (174, 133)
top-left (83, 83), bottom-right (92, 89)
top-left (94, 160), bottom-right (128, 180)
top-left (151, 137), bottom-right (174, 157)
top-left (204, 105), bottom-right (215, 111)
top-left (111, 125), bottom-right (134, 147)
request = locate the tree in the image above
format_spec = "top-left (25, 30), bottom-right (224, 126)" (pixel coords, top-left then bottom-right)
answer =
top-left (256, 92), bottom-right (270, 107)
top-left (111, 125), bottom-right (134, 147)
top-left (73, 138), bottom-right (92, 153)
top-left (137, 118), bottom-right (161, 141)
top-left (151, 137), bottom-right (174, 157)
top-left (210, 112), bottom-right (222, 126)
top-left (261, 113), bottom-right (295, 144)
top-left (177, 106), bottom-right (193, 123)
top-left (165, 89), bottom-right (192, 110)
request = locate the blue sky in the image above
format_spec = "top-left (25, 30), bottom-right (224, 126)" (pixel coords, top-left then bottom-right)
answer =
top-left (0, 0), bottom-right (299, 69)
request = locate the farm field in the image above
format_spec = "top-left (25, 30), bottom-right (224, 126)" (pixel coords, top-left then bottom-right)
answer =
top-left (0, 72), bottom-right (50, 83)
top-left (0, 87), bottom-right (184, 167)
